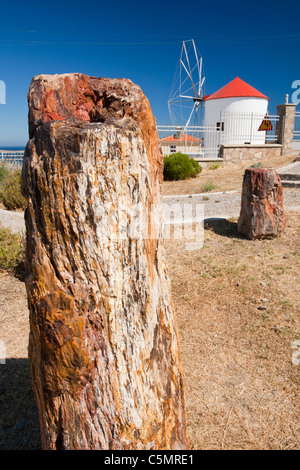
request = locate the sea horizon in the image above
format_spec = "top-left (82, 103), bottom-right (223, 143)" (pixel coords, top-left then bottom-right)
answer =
top-left (0, 146), bottom-right (26, 151)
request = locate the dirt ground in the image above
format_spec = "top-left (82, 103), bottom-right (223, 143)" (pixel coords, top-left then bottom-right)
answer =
top-left (165, 210), bottom-right (300, 450)
top-left (0, 271), bottom-right (41, 450)
top-left (162, 153), bottom-right (297, 196)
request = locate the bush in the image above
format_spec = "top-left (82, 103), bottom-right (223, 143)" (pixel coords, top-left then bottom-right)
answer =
top-left (208, 161), bottom-right (220, 170)
top-left (0, 169), bottom-right (27, 210)
top-left (0, 162), bottom-right (10, 185)
top-left (0, 224), bottom-right (24, 270)
top-left (163, 153), bottom-right (202, 181)
top-left (250, 162), bottom-right (263, 168)
top-left (200, 181), bottom-right (216, 193)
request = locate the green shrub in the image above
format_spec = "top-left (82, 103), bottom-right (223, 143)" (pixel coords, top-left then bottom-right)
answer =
top-left (0, 169), bottom-right (26, 210)
top-left (208, 161), bottom-right (220, 170)
top-left (200, 181), bottom-right (216, 193)
top-left (250, 161), bottom-right (263, 168)
top-left (0, 162), bottom-right (10, 185)
top-left (0, 224), bottom-right (24, 270)
top-left (191, 158), bottom-right (202, 174)
top-left (163, 153), bottom-right (202, 181)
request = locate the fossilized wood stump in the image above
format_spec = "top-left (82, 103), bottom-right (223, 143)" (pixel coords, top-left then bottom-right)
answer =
top-left (238, 168), bottom-right (286, 240)
top-left (22, 73), bottom-right (188, 450)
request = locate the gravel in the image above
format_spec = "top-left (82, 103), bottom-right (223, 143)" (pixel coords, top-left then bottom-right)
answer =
top-left (0, 209), bottom-right (25, 234)
top-left (162, 190), bottom-right (241, 221)
top-left (162, 188), bottom-right (300, 222)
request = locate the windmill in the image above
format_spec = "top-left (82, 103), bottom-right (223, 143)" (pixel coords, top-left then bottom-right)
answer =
top-left (168, 39), bottom-right (205, 129)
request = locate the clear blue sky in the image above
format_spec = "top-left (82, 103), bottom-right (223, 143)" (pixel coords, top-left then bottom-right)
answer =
top-left (0, 0), bottom-right (299, 146)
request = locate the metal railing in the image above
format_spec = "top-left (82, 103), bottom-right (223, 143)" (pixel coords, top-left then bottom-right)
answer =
top-left (0, 150), bottom-right (24, 166)
top-left (294, 111), bottom-right (300, 141)
top-left (158, 113), bottom-right (279, 160)
top-left (220, 111), bottom-right (279, 145)
top-left (1, 112), bottom-right (282, 168)
top-left (157, 124), bottom-right (221, 159)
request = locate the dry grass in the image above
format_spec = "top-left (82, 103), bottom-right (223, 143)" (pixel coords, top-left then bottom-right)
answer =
top-left (162, 153), bottom-right (297, 196)
top-left (165, 210), bottom-right (300, 449)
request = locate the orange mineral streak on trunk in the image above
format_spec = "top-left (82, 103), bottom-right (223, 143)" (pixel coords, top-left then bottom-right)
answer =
top-left (22, 73), bottom-right (188, 450)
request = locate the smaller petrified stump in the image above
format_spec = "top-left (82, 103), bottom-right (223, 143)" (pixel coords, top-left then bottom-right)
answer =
top-left (238, 168), bottom-right (286, 240)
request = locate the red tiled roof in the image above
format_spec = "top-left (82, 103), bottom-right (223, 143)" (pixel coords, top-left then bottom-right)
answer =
top-left (160, 132), bottom-right (200, 143)
top-left (204, 76), bottom-right (269, 101)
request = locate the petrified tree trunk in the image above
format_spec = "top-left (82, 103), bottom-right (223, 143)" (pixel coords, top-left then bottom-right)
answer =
top-left (22, 73), bottom-right (188, 450)
top-left (238, 168), bottom-right (286, 239)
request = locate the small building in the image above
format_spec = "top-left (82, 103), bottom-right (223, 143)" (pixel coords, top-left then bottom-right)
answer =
top-left (204, 76), bottom-right (269, 145)
top-left (160, 131), bottom-right (201, 156)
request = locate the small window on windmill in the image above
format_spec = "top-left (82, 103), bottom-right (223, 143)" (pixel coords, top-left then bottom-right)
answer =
top-left (174, 131), bottom-right (181, 139)
top-left (170, 145), bottom-right (176, 153)
top-left (216, 122), bottom-right (224, 131)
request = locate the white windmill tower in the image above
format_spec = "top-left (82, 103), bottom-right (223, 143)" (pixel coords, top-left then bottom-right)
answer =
top-left (168, 39), bottom-right (205, 129)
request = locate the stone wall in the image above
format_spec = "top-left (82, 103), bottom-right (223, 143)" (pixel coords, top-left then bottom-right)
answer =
top-left (276, 103), bottom-right (297, 155)
top-left (220, 144), bottom-right (282, 166)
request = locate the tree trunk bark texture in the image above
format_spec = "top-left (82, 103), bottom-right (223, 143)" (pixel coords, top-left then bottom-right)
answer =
top-left (22, 73), bottom-right (188, 450)
top-left (238, 168), bottom-right (286, 240)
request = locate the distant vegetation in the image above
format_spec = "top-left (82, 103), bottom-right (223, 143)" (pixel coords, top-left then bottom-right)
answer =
top-left (0, 162), bottom-right (10, 184)
top-left (200, 181), bottom-right (216, 193)
top-left (0, 163), bottom-right (26, 210)
top-left (0, 223), bottom-right (24, 270)
top-left (208, 161), bottom-right (220, 170)
top-left (163, 152), bottom-right (202, 181)
top-left (250, 161), bottom-right (263, 168)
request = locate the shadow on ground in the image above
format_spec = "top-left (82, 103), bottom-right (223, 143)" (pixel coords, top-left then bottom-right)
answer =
top-left (204, 217), bottom-right (247, 239)
top-left (14, 261), bottom-right (26, 282)
top-left (0, 358), bottom-right (41, 450)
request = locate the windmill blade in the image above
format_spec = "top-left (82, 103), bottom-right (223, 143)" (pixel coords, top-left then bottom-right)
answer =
top-left (192, 39), bottom-right (198, 66)
top-left (200, 76), bottom-right (205, 96)
top-left (185, 105), bottom-right (195, 128)
top-left (192, 39), bottom-right (202, 86)
top-left (168, 39), bottom-right (205, 127)
top-left (182, 41), bottom-right (198, 98)
top-left (198, 57), bottom-right (203, 94)
top-left (180, 59), bottom-right (193, 85)
top-left (179, 95), bottom-right (195, 99)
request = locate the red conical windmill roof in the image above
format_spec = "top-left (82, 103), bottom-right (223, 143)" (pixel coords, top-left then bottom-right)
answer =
top-left (204, 76), bottom-right (269, 101)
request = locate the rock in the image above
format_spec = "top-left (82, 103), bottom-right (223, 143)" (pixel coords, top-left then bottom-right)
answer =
top-left (258, 305), bottom-right (267, 310)
top-left (237, 168), bottom-right (286, 240)
top-left (22, 73), bottom-right (188, 450)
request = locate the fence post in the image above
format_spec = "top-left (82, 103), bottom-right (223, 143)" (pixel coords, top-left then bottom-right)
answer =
top-left (276, 102), bottom-right (296, 155)
top-left (249, 112), bottom-right (254, 144)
